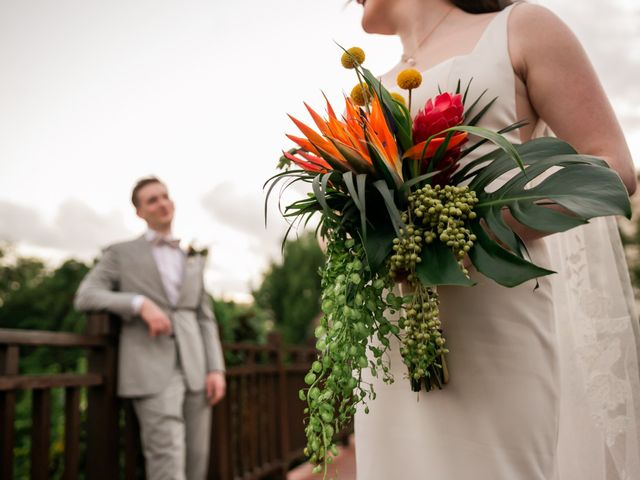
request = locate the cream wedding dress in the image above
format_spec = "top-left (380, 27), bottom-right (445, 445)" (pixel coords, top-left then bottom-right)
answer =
top-left (354, 3), bottom-right (640, 479)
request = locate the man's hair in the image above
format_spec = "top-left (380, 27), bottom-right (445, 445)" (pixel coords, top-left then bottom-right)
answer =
top-left (131, 176), bottom-right (164, 207)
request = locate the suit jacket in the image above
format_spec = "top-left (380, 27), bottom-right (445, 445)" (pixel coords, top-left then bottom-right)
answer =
top-left (74, 235), bottom-right (225, 397)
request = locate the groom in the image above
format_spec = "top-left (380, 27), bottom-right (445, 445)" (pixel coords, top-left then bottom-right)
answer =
top-left (74, 176), bottom-right (225, 480)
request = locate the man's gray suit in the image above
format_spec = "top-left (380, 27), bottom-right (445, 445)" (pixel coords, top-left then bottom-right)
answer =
top-left (74, 235), bottom-right (225, 479)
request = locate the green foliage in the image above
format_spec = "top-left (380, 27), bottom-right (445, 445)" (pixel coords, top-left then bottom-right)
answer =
top-left (253, 232), bottom-right (325, 345)
top-left (212, 297), bottom-right (270, 367)
top-left (213, 297), bottom-right (267, 344)
top-left (461, 138), bottom-right (631, 287)
top-left (301, 232), bottom-right (397, 473)
top-left (619, 194), bottom-right (640, 293)
top-left (0, 245), bottom-right (90, 479)
top-left (0, 235), bottom-right (323, 476)
top-left (393, 185), bottom-right (478, 288)
top-left (0, 247), bottom-right (89, 333)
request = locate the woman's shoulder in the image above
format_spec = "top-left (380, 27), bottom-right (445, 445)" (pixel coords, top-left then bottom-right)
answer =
top-left (508, 3), bottom-right (583, 77)
top-left (509, 2), bottom-right (570, 36)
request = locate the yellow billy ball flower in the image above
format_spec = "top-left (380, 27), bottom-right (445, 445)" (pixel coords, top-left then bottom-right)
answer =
top-left (390, 92), bottom-right (407, 106)
top-left (350, 84), bottom-right (369, 106)
top-left (397, 69), bottom-right (423, 90)
top-left (341, 47), bottom-right (366, 69)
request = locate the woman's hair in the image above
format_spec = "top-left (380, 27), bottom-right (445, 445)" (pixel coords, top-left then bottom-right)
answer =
top-left (451, 0), bottom-right (513, 13)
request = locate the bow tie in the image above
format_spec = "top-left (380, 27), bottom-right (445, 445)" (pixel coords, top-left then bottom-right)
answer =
top-left (151, 236), bottom-right (181, 249)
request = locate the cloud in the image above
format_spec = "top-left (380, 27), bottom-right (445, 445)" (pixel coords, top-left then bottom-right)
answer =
top-left (53, 201), bottom-right (132, 252)
top-left (0, 201), bottom-right (57, 246)
top-left (201, 182), bottom-right (267, 237)
top-left (204, 263), bottom-right (255, 301)
top-left (531, 1), bottom-right (640, 141)
top-left (546, 0), bottom-right (640, 106)
top-left (0, 199), bottom-right (131, 254)
top-left (201, 180), bottom-right (321, 282)
top-left (200, 181), bottom-right (300, 253)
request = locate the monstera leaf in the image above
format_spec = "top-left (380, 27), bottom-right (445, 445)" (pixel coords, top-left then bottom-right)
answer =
top-left (416, 241), bottom-right (475, 287)
top-left (465, 137), bottom-right (631, 287)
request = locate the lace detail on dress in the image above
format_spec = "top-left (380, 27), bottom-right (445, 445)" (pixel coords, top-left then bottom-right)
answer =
top-left (554, 218), bottom-right (640, 476)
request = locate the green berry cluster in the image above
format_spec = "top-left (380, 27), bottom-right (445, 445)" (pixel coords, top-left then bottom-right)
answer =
top-left (301, 231), bottom-right (398, 475)
top-left (389, 184), bottom-right (478, 392)
top-left (391, 184), bottom-right (478, 278)
top-left (388, 223), bottom-right (423, 283)
top-left (398, 288), bottom-right (449, 392)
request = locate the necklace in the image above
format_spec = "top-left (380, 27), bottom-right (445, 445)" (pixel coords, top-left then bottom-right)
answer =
top-left (401, 6), bottom-right (456, 66)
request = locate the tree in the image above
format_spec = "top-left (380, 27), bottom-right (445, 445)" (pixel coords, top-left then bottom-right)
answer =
top-left (0, 245), bottom-right (90, 479)
top-left (619, 194), bottom-right (640, 300)
top-left (212, 298), bottom-right (265, 344)
top-left (253, 232), bottom-right (325, 345)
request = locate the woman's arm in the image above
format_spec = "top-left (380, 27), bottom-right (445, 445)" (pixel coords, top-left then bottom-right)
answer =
top-left (509, 3), bottom-right (636, 196)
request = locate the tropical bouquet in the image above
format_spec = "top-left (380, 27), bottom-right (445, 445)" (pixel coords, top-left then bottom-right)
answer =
top-left (265, 46), bottom-right (630, 474)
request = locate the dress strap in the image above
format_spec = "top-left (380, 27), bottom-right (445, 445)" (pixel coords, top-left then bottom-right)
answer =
top-left (472, 2), bottom-right (522, 59)
top-left (458, 1), bottom-right (526, 129)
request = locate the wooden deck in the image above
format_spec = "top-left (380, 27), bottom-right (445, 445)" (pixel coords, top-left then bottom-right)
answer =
top-left (0, 318), bottom-right (324, 480)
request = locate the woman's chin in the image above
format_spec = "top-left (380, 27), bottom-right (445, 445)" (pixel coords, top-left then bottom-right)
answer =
top-left (361, 16), bottom-right (394, 35)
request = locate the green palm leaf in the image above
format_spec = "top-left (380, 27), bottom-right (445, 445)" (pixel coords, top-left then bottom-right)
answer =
top-left (359, 66), bottom-right (413, 151)
top-left (465, 138), bottom-right (580, 190)
top-left (362, 222), bottom-right (395, 274)
top-left (465, 139), bottom-right (631, 286)
top-left (343, 172), bottom-right (369, 240)
top-left (372, 180), bottom-right (404, 235)
top-left (329, 138), bottom-right (375, 174)
top-left (442, 125), bottom-right (524, 171)
top-left (468, 221), bottom-right (555, 287)
top-left (366, 134), bottom-right (402, 189)
top-left (415, 241), bottom-right (475, 287)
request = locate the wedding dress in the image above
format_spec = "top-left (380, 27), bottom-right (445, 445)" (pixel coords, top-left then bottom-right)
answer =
top-left (354, 3), bottom-right (640, 479)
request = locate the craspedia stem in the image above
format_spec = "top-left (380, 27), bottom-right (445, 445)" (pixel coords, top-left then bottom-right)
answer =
top-left (396, 68), bottom-right (422, 112)
top-left (355, 69), bottom-right (370, 115)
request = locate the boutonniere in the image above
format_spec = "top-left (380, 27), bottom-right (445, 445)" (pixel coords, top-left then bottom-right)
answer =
top-left (187, 244), bottom-right (209, 258)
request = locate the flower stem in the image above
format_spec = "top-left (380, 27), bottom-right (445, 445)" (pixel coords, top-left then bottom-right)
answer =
top-left (355, 69), bottom-right (370, 115)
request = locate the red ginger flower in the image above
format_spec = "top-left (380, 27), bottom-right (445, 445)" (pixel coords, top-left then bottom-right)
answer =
top-left (412, 92), bottom-right (464, 144)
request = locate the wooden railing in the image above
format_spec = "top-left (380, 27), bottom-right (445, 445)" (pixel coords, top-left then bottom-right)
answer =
top-left (0, 313), bottom-right (328, 480)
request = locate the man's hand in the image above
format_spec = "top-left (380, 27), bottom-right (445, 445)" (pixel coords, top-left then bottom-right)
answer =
top-left (139, 298), bottom-right (172, 337)
top-left (205, 371), bottom-right (226, 406)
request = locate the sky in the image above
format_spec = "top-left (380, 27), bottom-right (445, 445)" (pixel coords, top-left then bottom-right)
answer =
top-left (0, 0), bottom-right (638, 302)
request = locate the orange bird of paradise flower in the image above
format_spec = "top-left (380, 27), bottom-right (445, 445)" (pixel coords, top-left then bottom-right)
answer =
top-left (285, 93), bottom-right (403, 182)
top-left (284, 90), bottom-right (468, 184)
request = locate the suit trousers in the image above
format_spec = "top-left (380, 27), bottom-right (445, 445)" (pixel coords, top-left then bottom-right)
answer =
top-left (132, 364), bottom-right (211, 480)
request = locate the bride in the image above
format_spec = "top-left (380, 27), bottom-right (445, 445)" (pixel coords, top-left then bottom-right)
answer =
top-left (352, 0), bottom-right (640, 478)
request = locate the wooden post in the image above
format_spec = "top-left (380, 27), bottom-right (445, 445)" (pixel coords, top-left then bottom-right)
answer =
top-left (0, 345), bottom-right (19, 480)
top-left (247, 349), bottom-right (258, 474)
top-left (209, 396), bottom-right (231, 480)
top-left (63, 387), bottom-right (81, 480)
top-left (269, 332), bottom-right (290, 479)
top-left (85, 313), bottom-right (120, 480)
top-left (31, 388), bottom-right (52, 480)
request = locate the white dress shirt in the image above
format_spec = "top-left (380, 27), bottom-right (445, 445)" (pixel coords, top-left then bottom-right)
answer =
top-left (132, 230), bottom-right (186, 313)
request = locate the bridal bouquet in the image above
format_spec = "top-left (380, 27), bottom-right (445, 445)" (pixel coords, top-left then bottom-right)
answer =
top-left (265, 46), bottom-right (630, 474)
